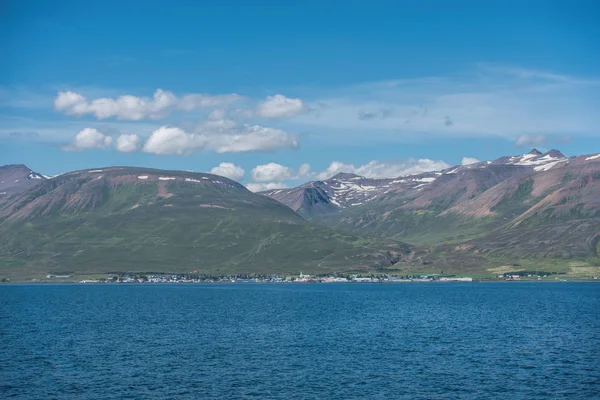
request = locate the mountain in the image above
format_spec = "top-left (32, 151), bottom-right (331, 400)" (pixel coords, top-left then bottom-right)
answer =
top-left (262, 150), bottom-right (567, 218)
top-left (458, 153), bottom-right (600, 258)
top-left (0, 164), bottom-right (47, 199)
top-left (3, 149), bottom-right (599, 280)
top-left (261, 149), bottom-right (600, 274)
top-left (261, 171), bottom-right (442, 217)
top-left (0, 166), bottom-right (410, 279)
top-left (489, 149), bottom-right (567, 169)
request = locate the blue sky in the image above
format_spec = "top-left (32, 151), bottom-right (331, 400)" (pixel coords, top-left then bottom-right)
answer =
top-left (1, 0), bottom-right (599, 190)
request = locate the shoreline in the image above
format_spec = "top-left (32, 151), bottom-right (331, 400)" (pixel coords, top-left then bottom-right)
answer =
top-left (1, 279), bottom-right (599, 285)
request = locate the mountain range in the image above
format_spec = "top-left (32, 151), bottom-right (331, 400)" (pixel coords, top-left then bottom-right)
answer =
top-left (0, 165), bottom-right (409, 279)
top-left (2, 148), bottom-right (600, 280)
top-left (263, 149), bottom-right (600, 274)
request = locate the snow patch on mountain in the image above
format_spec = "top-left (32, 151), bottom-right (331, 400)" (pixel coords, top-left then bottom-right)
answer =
top-left (261, 148), bottom-right (573, 216)
top-left (585, 154), bottom-right (600, 161)
top-left (500, 149), bottom-right (567, 171)
top-left (533, 159), bottom-right (568, 171)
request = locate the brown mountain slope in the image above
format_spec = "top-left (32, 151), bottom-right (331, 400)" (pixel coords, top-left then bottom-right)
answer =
top-left (0, 166), bottom-right (412, 278)
top-left (0, 164), bottom-right (46, 199)
top-left (285, 150), bottom-right (600, 263)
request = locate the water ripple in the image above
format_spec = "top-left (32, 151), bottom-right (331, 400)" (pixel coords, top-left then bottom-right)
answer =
top-left (1, 283), bottom-right (599, 399)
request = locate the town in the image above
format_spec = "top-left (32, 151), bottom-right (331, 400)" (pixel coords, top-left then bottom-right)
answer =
top-left (73, 273), bottom-right (476, 284)
top-left (31, 270), bottom-right (589, 284)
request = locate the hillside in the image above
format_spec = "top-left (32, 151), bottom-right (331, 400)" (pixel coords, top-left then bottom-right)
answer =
top-left (262, 149), bottom-right (600, 274)
top-left (3, 149), bottom-right (600, 280)
top-left (262, 149), bottom-right (567, 217)
top-left (0, 164), bottom-right (46, 199)
top-left (0, 166), bottom-right (411, 279)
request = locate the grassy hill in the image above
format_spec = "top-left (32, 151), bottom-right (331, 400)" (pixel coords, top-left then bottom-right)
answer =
top-left (0, 166), bottom-right (410, 280)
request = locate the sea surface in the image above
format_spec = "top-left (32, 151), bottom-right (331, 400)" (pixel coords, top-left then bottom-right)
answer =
top-left (1, 283), bottom-right (599, 399)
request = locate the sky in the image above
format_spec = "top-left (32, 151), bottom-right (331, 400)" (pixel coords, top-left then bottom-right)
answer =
top-left (1, 0), bottom-right (599, 190)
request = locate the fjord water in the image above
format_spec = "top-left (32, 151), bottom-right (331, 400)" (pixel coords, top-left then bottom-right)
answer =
top-left (1, 283), bottom-right (599, 399)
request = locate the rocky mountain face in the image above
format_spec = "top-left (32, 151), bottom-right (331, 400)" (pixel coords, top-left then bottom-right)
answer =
top-left (447, 153), bottom-right (600, 261)
top-left (262, 149), bottom-right (600, 267)
top-left (0, 164), bottom-right (47, 199)
top-left (262, 171), bottom-right (442, 217)
top-left (262, 149), bottom-right (568, 216)
top-left (0, 166), bottom-right (410, 278)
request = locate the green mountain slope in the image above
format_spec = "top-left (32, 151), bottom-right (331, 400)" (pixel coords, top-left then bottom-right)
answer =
top-left (320, 165), bottom-right (531, 246)
top-left (309, 154), bottom-right (600, 275)
top-left (0, 166), bottom-right (410, 279)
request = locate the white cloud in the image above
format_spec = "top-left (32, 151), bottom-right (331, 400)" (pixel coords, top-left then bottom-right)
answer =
top-left (210, 162), bottom-right (245, 181)
top-left (54, 91), bottom-right (86, 110)
top-left (245, 159), bottom-right (448, 187)
top-left (251, 162), bottom-right (311, 182)
top-left (178, 93), bottom-right (241, 110)
top-left (142, 127), bottom-right (198, 155)
top-left (315, 161), bottom-right (357, 180)
top-left (461, 157), bottom-right (480, 165)
top-left (315, 159), bottom-right (450, 180)
top-left (252, 163), bottom-right (292, 182)
top-left (209, 125), bottom-right (298, 153)
top-left (255, 94), bottom-right (307, 118)
top-left (54, 89), bottom-right (242, 120)
top-left (142, 121), bottom-right (298, 155)
top-left (12, 64), bottom-right (599, 158)
top-left (514, 134), bottom-right (546, 148)
top-left (246, 182), bottom-right (288, 192)
top-left (115, 134), bottom-right (142, 153)
top-left (298, 163), bottom-right (310, 177)
top-left (63, 128), bottom-right (112, 151)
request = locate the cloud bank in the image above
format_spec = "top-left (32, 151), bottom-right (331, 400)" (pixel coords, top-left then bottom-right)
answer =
top-left (54, 89), bottom-right (242, 120)
top-left (141, 122), bottom-right (298, 155)
top-left (315, 159), bottom-right (450, 180)
top-left (245, 182), bottom-right (288, 192)
top-left (255, 95), bottom-right (307, 119)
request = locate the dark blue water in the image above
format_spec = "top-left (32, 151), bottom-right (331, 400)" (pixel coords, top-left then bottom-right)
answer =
top-left (1, 283), bottom-right (599, 399)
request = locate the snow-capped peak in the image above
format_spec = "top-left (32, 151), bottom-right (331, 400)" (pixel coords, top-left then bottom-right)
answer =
top-left (494, 149), bottom-right (567, 171)
top-left (27, 171), bottom-right (46, 180)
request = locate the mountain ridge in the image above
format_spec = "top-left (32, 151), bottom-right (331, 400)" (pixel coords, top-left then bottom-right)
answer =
top-left (260, 149), bottom-right (600, 272)
top-left (2, 148), bottom-right (600, 280)
top-left (0, 165), bottom-right (412, 279)
top-left (261, 149), bottom-right (569, 217)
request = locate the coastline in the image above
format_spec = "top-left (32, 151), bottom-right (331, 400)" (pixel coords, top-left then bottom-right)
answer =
top-left (2, 279), bottom-right (599, 285)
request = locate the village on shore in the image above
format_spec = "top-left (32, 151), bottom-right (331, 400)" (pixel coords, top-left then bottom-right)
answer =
top-left (1, 269), bottom-right (591, 284)
top-left (72, 272), bottom-right (474, 284)
top-left (53, 269), bottom-right (582, 284)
